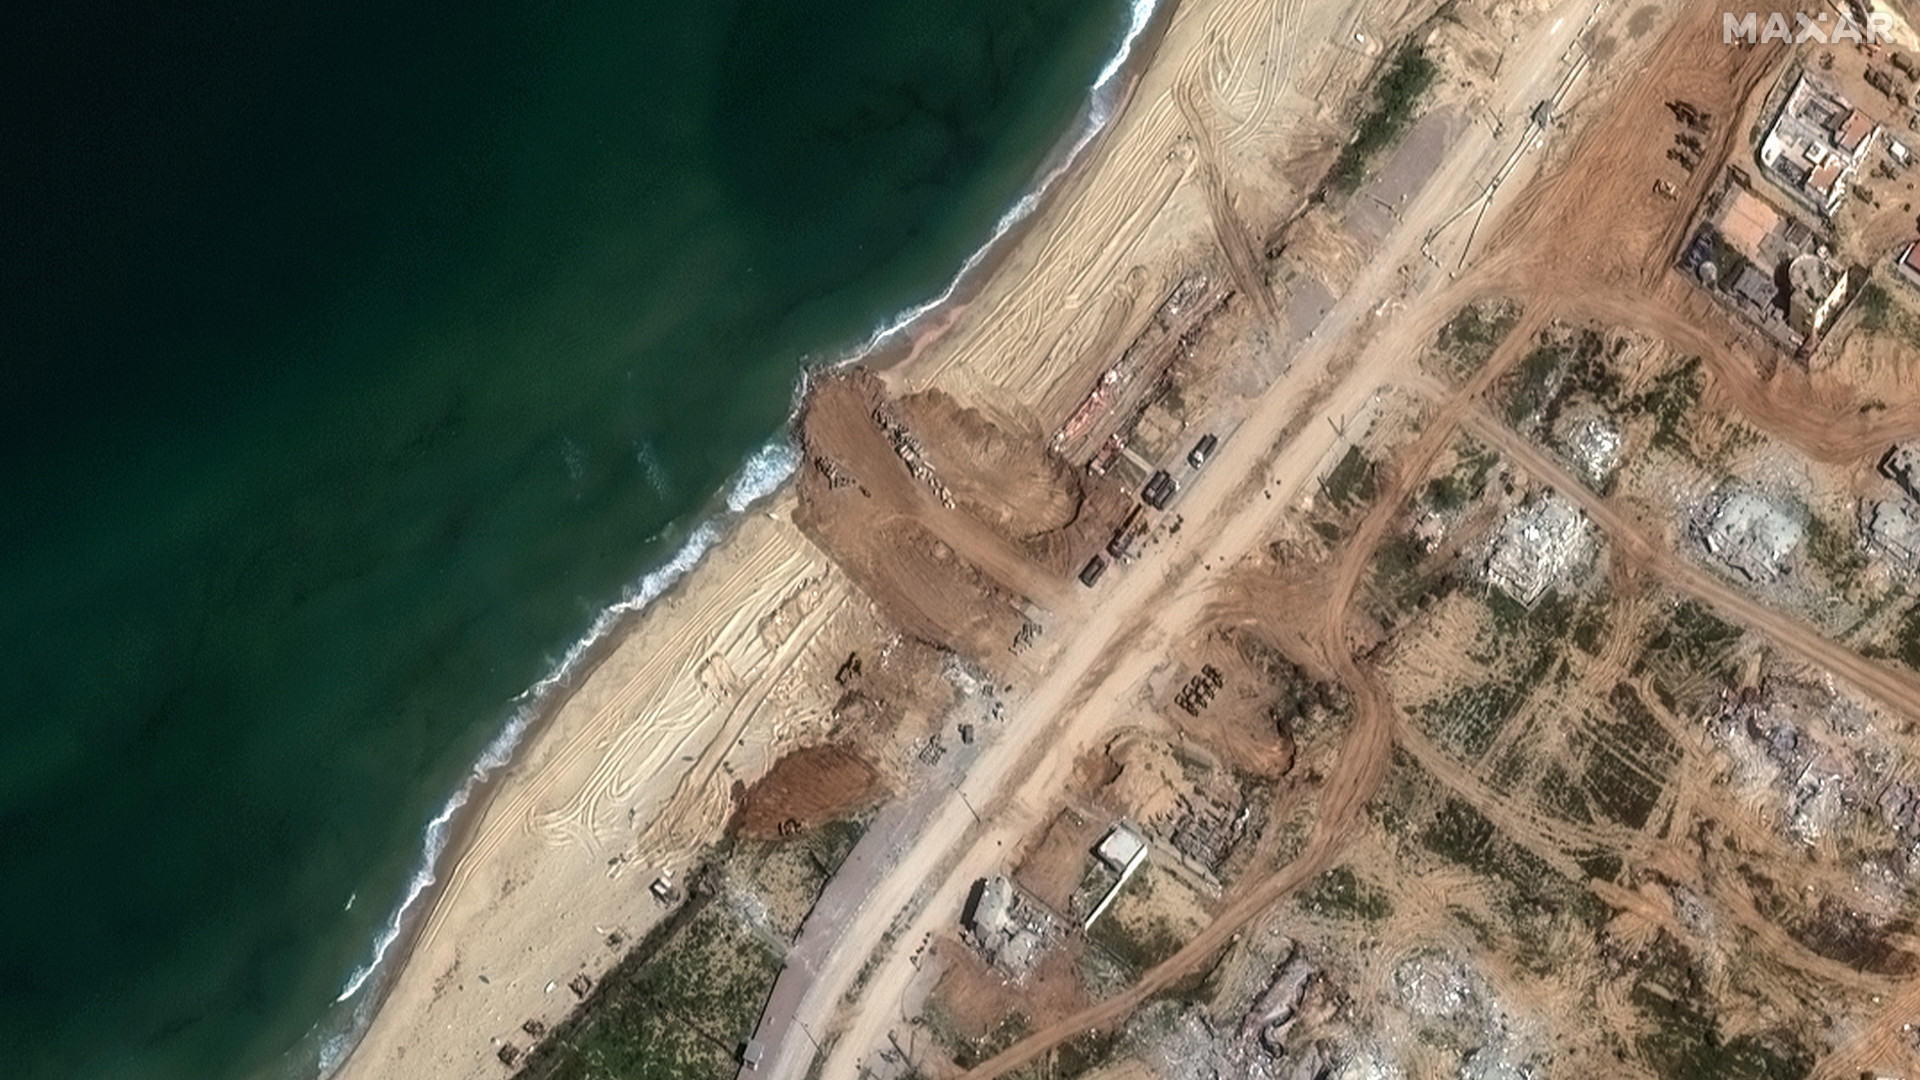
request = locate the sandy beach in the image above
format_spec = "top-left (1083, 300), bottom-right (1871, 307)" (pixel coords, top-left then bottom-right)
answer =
top-left (332, 500), bottom-right (858, 1078)
top-left (327, 0), bottom-right (1920, 1073)
top-left (332, 0), bottom-right (1414, 1073)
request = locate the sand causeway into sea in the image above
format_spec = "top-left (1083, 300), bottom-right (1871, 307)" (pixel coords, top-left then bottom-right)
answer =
top-left (333, 0), bottom-right (1418, 1071)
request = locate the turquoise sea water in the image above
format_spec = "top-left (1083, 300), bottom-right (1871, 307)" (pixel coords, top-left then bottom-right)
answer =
top-left (0, 1), bottom-right (1143, 1076)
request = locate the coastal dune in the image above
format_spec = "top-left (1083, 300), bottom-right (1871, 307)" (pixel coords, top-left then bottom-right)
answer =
top-left (902, 0), bottom-right (1376, 425)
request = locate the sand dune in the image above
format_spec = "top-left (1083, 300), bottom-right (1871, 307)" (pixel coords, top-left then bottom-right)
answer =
top-left (902, 0), bottom-right (1384, 428)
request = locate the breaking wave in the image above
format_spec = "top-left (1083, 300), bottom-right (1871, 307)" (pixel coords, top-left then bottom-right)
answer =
top-left (313, 1), bottom-right (1169, 1071)
top-left (851, 0), bottom-right (1169, 359)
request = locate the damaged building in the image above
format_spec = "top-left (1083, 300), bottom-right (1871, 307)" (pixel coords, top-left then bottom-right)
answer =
top-left (962, 876), bottom-right (1057, 979)
top-left (1484, 493), bottom-right (1596, 606)
top-left (1682, 178), bottom-right (1852, 348)
top-left (1861, 497), bottom-right (1920, 569)
top-left (1695, 485), bottom-right (1806, 582)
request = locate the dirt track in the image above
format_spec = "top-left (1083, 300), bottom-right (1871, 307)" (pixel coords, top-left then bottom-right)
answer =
top-left (955, 2), bottom-right (1912, 1075)
top-left (1459, 409), bottom-right (1920, 722)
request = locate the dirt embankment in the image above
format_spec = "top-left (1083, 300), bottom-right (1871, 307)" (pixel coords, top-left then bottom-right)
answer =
top-left (730, 745), bottom-right (885, 838)
top-left (793, 371), bottom-right (1043, 665)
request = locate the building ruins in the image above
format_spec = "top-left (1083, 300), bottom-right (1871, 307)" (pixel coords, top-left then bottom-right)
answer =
top-left (962, 876), bottom-right (1057, 979)
top-left (1484, 493), bottom-right (1596, 606)
top-left (1695, 485), bottom-right (1806, 582)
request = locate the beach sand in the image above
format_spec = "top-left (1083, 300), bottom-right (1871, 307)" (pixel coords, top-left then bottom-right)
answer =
top-left (332, 0), bottom-right (1404, 1071)
top-left (335, 500), bottom-right (860, 1078)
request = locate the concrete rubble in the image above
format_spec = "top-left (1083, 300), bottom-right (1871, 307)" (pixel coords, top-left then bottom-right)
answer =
top-left (1694, 485), bottom-right (1805, 582)
top-left (1484, 492), bottom-right (1596, 606)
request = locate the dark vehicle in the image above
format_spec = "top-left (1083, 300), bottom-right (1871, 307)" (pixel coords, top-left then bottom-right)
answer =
top-left (1079, 555), bottom-right (1109, 587)
top-left (1142, 470), bottom-right (1178, 509)
top-left (1187, 433), bottom-right (1219, 467)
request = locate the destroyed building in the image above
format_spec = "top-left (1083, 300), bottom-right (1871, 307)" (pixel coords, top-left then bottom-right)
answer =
top-left (962, 875), bottom-right (1055, 978)
top-left (1695, 486), bottom-right (1806, 582)
top-left (1881, 443), bottom-right (1920, 502)
top-left (1554, 408), bottom-right (1623, 489)
top-left (1786, 251), bottom-right (1850, 338)
top-left (1483, 493), bottom-right (1596, 606)
top-left (1682, 179), bottom-right (1849, 347)
top-left (1861, 497), bottom-right (1920, 569)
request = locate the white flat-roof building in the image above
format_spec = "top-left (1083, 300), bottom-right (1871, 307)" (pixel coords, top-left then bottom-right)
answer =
top-left (1759, 73), bottom-right (1878, 217)
top-left (1096, 823), bottom-right (1148, 870)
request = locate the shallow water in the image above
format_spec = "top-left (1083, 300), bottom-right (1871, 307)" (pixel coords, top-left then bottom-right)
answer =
top-left (0, 0), bottom-right (1129, 1076)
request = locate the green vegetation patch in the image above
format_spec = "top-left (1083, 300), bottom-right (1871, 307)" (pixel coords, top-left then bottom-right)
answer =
top-left (1579, 685), bottom-right (1679, 830)
top-left (1419, 793), bottom-right (1606, 959)
top-left (923, 1005), bottom-right (1032, 1071)
top-left (1857, 280), bottom-right (1920, 350)
top-left (1633, 356), bottom-right (1704, 455)
top-left (1745, 873), bottom-right (1919, 977)
top-left (1630, 937), bottom-right (1811, 1080)
top-left (1322, 445), bottom-right (1378, 511)
top-left (1433, 300), bottom-right (1523, 382)
top-left (1580, 737), bottom-right (1667, 830)
top-left (1050, 1028), bottom-right (1123, 1080)
top-left (1805, 511), bottom-right (1866, 587)
top-left (1636, 599), bottom-right (1742, 703)
top-left (641, 904), bottom-right (784, 1045)
top-left (1423, 797), bottom-right (1499, 871)
top-left (1571, 603), bottom-right (1610, 655)
top-left (1089, 894), bottom-right (1187, 976)
top-left (1298, 864), bottom-right (1394, 921)
top-left (1370, 531), bottom-right (1451, 619)
top-left (1423, 440), bottom-right (1500, 512)
top-left (1899, 602), bottom-right (1920, 671)
top-left (518, 896), bottom-right (782, 1080)
top-left (516, 822), bottom-right (868, 1080)
top-left (1538, 762), bottom-right (1592, 825)
top-left (1421, 680), bottom-right (1524, 761)
top-left (1502, 326), bottom-right (1605, 432)
top-left (1327, 43), bottom-right (1439, 193)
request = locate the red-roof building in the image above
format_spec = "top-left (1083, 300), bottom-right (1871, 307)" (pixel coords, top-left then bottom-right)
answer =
top-left (1835, 108), bottom-right (1876, 156)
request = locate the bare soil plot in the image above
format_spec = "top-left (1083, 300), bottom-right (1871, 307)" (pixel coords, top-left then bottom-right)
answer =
top-left (729, 745), bottom-right (884, 838)
top-left (794, 372), bottom-right (1044, 665)
top-left (1014, 807), bottom-right (1106, 917)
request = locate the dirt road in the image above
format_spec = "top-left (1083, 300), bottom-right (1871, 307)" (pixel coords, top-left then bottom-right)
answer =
top-left (1459, 408), bottom-right (1920, 724)
top-left (949, 3), bottom-right (1879, 1075)
top-left (767, 3), bottom-right (1629, 1077)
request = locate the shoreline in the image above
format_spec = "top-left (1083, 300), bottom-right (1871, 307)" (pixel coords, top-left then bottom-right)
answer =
top-left (858, 0), bottom-right (1178, 374)
top-left (286, 443), bottom-right (798, 1080)
top-left (313, 3), bottom-right (1181, 1076)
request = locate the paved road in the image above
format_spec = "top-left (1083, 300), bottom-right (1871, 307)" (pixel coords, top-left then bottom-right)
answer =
top-left (751, 2), bottom-right (1606, 1077)
top-left (735, 770), bottom-right (956, 1080)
